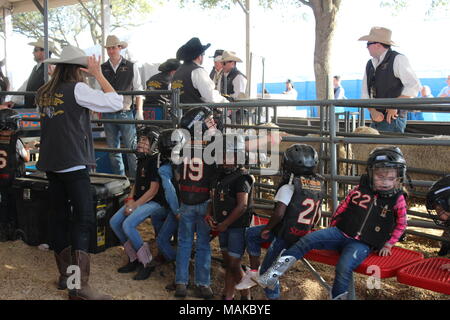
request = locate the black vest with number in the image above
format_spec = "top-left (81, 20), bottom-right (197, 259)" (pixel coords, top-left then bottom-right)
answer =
top-left (278, 175), bottom-right (325, 246)
top-left (0, 134), bottom-right (24, 188)
top-left (145, 71), bottom-right (171, 106)
top-left (171, 62), bottom-right (202, 104)
top-left (213, 170), bottom-right (254, 228)
top-left (179, 144), bottom-right (216, 205)
top-left (25, 64), bottom-right (45, 107)
top-left (36, 82), bottom-right (96, 172)
top-left (334, 176), bottom-right (403, 250)
top-left (220, 67), bottom-right (246, 96)
top-left (366, 49), bottom-right (404, 116)
top-left (101, 58), bottom-right (134, 92)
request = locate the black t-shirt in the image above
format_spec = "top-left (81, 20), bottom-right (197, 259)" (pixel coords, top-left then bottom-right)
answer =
top-left (134, 155), bottom-right (167, 207)
top-left (217, 172), bottom-right (252, 197)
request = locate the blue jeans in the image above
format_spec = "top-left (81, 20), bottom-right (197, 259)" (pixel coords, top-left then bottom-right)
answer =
top-left (218, 227), bottom-right (246, 259)
top-left (109, 201), bottom-right (164, 251)
top-left (175, 201), bottom-right (211, 286)
top-left (245, 225), bottom-right (275, 257)
top-left (154, 208), bottom-right (178, 261)
top-left (370, 116), bottom-right (406, 133)
top-left (102, 110), bottom-right (137, 177)
top-left (282, 227), bottom-right (370, 298)
top-left (259, 237), bottom-right (289, 299)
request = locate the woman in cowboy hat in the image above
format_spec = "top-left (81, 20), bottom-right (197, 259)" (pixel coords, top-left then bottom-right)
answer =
top-left (35, 45), bottom-right (123, 300)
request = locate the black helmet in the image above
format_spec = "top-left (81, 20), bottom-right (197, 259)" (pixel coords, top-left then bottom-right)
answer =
top-left (136, 126), bottom-right (160, 158)
top-left (282, 144), bottom-right (318, 176)
top-left (179, 107), bottom-right (215, 138)
top-left (366, 146), bottom-right (406, 197)
top-left (216, 134), bottom-right (246, 174)
top-left (158, 128), bottom-right (185, 161)
top-left (0, 109), bottom-right (21, 132)
top-left (426, 175), bottom-right (450, 227)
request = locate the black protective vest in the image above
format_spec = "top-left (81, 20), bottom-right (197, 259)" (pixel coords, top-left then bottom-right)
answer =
top-left (366, 49), bottom-right (405, 116)
top-left (25, 64), bottom-right (45, 107)
top-left (171, 62), bottom-right (203, 104)
top-left (212, 171), bottom-right (254, 229)
top-left (145, 71), bottom-right (171, 106)
top-left (0, 133), bottom-right (24, 188)
top-left (101, 58), bottom-right (134, 91)
top-left (278, 175), bottom-right (325, 246)
top-left (36, 82), bottom-right (96, 172)
top-left (220, 67), bottom-right (246, 96)
top-left (334, 177), bottom-right (403, 250)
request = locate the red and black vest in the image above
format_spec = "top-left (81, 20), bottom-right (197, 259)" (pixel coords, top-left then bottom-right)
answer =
top-left (171, 62), bottom-right (203, 104)
top-left (278, 175), bottom-right (325, 246)
top-left (0, 133), bottom-right (24, 188)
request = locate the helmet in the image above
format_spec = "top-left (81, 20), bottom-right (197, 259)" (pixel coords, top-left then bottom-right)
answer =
top-left (136, 126), bottom-right (160, 158)
top-left (0, 109), bottom-right (21, 132)
top-left (179, 107), bottom-right (215, 139)
top-left (216, 134), bottom-right (246, 174)
top-left (158, 128), bottom-right (185, 161)
top-left (282, 144), bottom-right (318, 176)
top-left (426, 175), bottom-right (450, 227)
top-left (366, 146), bottom-right (406, 197)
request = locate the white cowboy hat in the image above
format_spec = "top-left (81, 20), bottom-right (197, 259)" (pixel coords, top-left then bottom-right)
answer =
top-left (43, 45), bottom-right (88, 67)
top-left (220, 51), bottom-right (243, 63)
top-left (104, 35), bottom-right (128, 49)
top-left (358, 27), bottom-right (397, 46)
top-left (28, 37), bottom-right (60, 56)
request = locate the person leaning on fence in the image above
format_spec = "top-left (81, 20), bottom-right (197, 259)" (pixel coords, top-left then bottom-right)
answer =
top-left (236, 144), bottom-right (325, 300)
top-left (100, 35), bottom-right (143, 178)
top-left (35, 45), bottom-right (124, 300)
top-left (426, 175), bottom-right (450, 266)
top-left (359, 27), bottom-right (421, 133)
top-left (109, 126), bottom-right (169, 281)
top-left (257, 146), bottom-right (408, 300)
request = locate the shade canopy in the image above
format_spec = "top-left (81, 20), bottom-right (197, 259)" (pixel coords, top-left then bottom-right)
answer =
top-left (0, 0), bottom-right (90, 14)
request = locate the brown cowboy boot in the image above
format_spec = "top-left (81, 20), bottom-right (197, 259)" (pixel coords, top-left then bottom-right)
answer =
top-left (54, 247), bottom-right (71, 290)
top-left (68, 250), bottom-right (112, 300)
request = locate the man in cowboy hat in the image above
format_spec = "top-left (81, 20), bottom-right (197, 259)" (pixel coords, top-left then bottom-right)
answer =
top-left (219, 51), bottom-right (247, 101)
top-left (8, 37), bottom-right (59, 107)
top-left (359, 26), bottom-right (420, 133)
top-left (144, 58), bottom-right (180, 115)
top-left (209, 49), bottom-right (224, 89)
top-left (100, 35), bottom-right (143, 177)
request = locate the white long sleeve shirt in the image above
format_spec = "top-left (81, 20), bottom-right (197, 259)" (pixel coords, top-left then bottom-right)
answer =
top-left (191, 63), bottom-right (228, 103)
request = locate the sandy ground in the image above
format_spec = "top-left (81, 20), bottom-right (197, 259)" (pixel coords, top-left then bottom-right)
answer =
top-left (0, 215), bottom-right (448, 301)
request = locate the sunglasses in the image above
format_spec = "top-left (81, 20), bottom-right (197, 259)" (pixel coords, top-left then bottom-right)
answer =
top-left (366, 42), bottom-right (379, 48)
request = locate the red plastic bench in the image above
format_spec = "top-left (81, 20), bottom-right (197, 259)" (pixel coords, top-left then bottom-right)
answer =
top-left (397, 258), bottom-right (450, 295)
top-left (304, 247), bottom-right (424, 278)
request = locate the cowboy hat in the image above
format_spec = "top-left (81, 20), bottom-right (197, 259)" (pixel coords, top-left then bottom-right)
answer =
top-left (176, 37), bottom-right (211, 62)
top-left (209, 49), bottom-right (224, 59)
top-left (358, 27), bottom-right (397, 46)
top-left (104, 35), bottom-right (128, 49)
top-left (220, 51), bottom-right (243, 63)
top-left (43, 45), bottom-right (88, 67)
top-left (28, 37), bottom-right (60, 56)
top-left (158, 58), bottom-right (181, 72)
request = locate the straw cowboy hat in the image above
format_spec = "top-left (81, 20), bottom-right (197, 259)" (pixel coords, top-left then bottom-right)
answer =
top-left (43, 45), bottom-right (88, 67)
top-left (220, 51), bottom-right (243, 63)
top-left (358, 27), bottom-right (397, 46)
top-left (176, 37), bottom-right (211, 62)
top-left (158, 58), bottom-right (181, 72)
top-left (28, 37), bottom-right (60, 56)
top-left (104, 35), bottom-right (128, 49)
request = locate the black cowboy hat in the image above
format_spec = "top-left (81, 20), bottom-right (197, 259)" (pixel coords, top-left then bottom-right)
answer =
top-left (158, 58), bottom-right (181, 72)
top-left (176, 37), bottom-right (211, 62)
top-left (209, 49), bottom-right (224, 58)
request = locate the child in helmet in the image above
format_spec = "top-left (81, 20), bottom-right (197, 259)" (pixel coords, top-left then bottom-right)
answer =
top-left (257, 146), bottom-right (408, 300)
top-left (236, 144), bottom-right (325, 300)
top-left (0, 109), bottom-right (30, 241)
top-left (206, 137), bottom-right (254, 300)
top-left (109, 126), bottom-right (167, 280)
top-left (426, 175), bottom-right (450, 270)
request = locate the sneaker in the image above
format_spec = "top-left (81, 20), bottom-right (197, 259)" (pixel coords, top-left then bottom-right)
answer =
top-left (195, 285), bottom-right (214, 300)
top-left (174, 284), bottom-right (187, 298)
top-left (235, 269), bottom-right (258, 290)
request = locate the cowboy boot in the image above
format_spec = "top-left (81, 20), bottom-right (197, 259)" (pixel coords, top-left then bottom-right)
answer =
top-left (330, 291), bottom-right (349, 300)
top-left (54, 247), bottom-right (72, 290)
top-left (257, 253), bottom-right (297, 290)
top-left (133, 242), bottom-right (155, 280)
top-left (68, 250), bottom-right (112, 300)
top-left (118, 240), bottom-right (140, 273)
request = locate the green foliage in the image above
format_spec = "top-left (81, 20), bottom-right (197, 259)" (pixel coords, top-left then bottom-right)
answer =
top-left (380, 0), bottom-right (449, 16)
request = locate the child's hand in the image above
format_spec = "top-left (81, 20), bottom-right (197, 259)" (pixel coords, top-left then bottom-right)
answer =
top-left (441, 263), bottom-right (450, 271)
top-left (378, 244), bottom-right (393, 257)
top-left (260, 228), bottom-right (271, 240)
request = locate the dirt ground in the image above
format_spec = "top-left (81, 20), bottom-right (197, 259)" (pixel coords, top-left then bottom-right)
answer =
top-left (0, 211), bottom-right (448, 301)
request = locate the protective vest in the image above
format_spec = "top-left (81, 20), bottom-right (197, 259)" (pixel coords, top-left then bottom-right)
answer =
top-left (145, 71), bottom-right (171, 106)
top-left (25, 64), bottom-right (45, 107)
top-left (212, 170), bottom-right (254, 228)
top-left (334, 176), bottom-right (403, 250)
top-left (171, 62), bottom-right (202, 104)
top-left (0, 133), bottom-right (24, 188)
top-left (278, 175), bottom-right (325, 246)
top-left (220, 67), bottom-right (246, 96)
top-left (101, 58), bottom-right (134, 91)
top-left (36, 82), bottom-right (96, 172)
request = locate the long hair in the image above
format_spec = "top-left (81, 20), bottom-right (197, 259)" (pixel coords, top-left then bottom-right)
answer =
top-left (36, 63), bottom-right (85, 108)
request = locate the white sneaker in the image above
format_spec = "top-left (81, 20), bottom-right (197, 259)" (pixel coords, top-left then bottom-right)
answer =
top-left (235, 270), bottom-right (259, 290)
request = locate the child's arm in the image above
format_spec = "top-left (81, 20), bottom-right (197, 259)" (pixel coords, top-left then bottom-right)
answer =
top-left (158, 164), bottom-right (180, 215)
top-left (261, 202), bottom-right (287, 239)
top-left (126, 182), bottom-right (159, 214)
top-left (379, 194), bottom-right (408, 256)
top-left (214, 192), bottom-right (249, 233)
top-left (330, 186), bottom-right (360, 227)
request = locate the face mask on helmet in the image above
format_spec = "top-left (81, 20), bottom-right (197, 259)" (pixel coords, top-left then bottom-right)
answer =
top-left (180, 107), bottom-right (217, 139)
top-left (282, 144), bottom-right (318, 176)
top-left (136, 127), bottom-right (159, 158)
top-left (426, 178), bottom-right (450, 227)
top-left (0, 110), bottom-right (21, 133)
top-left (158, 129), bottom-right (184, 161)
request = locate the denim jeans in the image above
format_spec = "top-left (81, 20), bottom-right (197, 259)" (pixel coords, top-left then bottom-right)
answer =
top-left (370, 116), bottom-right (406, 133)
top-left (218, 227), bottom-right (246, 258)
top-left (102, 110), bottom-right (137, 177)
top-left (282, 227), bottom-right (371, 298)
top-left (245, 225), bottom-right (275, 257)
top-left (154, 208), bottom-right (178, 261)
top-left (109, 201), bottom-right (164, 251)
top-left (175, 201), bottom-right (211, 286)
